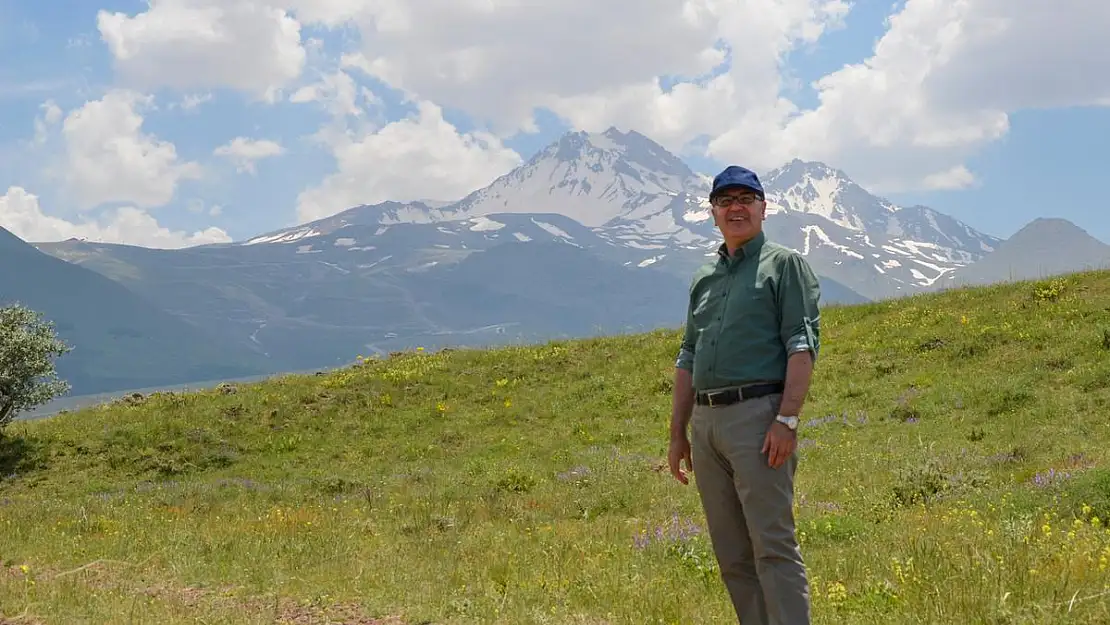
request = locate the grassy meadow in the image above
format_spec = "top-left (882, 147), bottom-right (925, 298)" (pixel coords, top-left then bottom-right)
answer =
top-left (3, 272), bottom-right (1110, 623)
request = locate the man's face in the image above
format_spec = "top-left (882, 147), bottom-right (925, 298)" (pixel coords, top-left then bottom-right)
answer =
top-left (711, 188), bottom-right (766, 245)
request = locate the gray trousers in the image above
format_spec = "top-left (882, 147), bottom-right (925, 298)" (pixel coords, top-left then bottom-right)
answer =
top-left (690, 392), bottom-right (811, 625)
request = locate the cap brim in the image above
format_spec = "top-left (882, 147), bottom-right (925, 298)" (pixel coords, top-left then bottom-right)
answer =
top-left (710, 184), bottom-right (763, 198)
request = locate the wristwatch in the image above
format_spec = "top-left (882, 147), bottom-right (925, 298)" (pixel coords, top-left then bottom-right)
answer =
top-left (775, 414), bottom-right (799, 431)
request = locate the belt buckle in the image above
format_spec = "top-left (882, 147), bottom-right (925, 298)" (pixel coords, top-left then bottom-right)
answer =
top-left (706, 390), bottom-right (724, 407)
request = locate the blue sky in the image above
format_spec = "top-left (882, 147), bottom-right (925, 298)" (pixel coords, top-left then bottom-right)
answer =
top-left (0, 0), bottom-right (1107, 247)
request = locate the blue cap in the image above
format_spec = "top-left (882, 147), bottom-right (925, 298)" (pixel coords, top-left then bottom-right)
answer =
top-left (710, 165), bottom-right (764, 200)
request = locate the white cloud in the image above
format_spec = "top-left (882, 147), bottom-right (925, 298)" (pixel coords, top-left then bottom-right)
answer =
top-left (545, 0), bottom-right (849, 157)
top-left (299, 0), bottom-right (774, 135)
top-left (295, 100), bottom-right (521, 222)
top-left (282, 0), bottom-right (846, 221)
top-left (176, 93), bottom-right (214, 111)
top-left (922, 166), bottom-right (975, 191)
top-left (290, 69), bottom-right (366, 118)
top-left (73, 0), bottom-right (1110, 216)
top-left (764, 0), bottom-right (1110, 191)
top-left (310, 0), bottom-right (1106, 193)
top-left (186, 198), bottom-right (223, 217)
top-left (32, 100), bottom-right (62, 145)
top-left (920, 0), bottom-right (1110, 112)
top-left (213, 137), bottom-right (286, 174)
top-left (97, 0), bottom-right (307, 101)
top-left (0, 186), bottom-right (230, 248)
top-left (60, 89), bottom-right (201, 209)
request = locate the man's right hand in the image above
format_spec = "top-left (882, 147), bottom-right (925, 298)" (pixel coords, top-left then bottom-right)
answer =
top-left (668, 436), bottom-right (692, 485)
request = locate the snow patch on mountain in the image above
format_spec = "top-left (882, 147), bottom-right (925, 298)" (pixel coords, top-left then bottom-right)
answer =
top-left (245, 227), bottom-right (323, 245)
top-left (532, 219), bottom-right (573, 240)
top-left (800, 225), bottom-right (866, 260)
top-left (683, 203), bottom-right (712, 223)
top-left (469, 216), bottom-right (505, 232)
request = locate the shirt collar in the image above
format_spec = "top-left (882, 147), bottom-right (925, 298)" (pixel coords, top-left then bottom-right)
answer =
top-left (717, 231), bottom-right (766, 263)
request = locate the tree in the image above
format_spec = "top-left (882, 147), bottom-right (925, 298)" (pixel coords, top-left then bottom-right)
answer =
top-left (0, 304), bottom-right (71, 432)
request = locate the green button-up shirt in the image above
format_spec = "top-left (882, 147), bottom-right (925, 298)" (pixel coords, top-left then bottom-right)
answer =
top-left (675, 231), bottom-right (822, 392)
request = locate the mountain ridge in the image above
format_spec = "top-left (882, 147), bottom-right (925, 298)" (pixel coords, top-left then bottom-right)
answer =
top-left (945, 217), bottom-right (1110, 287)
top-left (21, 126), bottom-right (1106, 396)
top-left (227, 127), bottom-right (1002, 300)
top-left (0, 226), bottom-right (277, 396)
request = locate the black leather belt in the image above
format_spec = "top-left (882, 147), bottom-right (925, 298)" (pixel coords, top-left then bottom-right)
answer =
top-left (695, 382), bottom-right (784, 407)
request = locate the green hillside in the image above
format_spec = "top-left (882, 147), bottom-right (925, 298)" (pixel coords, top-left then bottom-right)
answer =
top-left (0, 228), bottom-right (277, 396)
top-left (3, 271), bottom-right (1110, 624)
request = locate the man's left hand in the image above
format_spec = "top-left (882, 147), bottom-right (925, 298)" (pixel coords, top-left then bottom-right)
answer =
top-left (762, 422), bottom-right (796, 469)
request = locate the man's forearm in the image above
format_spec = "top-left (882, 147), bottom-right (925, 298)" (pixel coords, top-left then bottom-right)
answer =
top-left (779, 351), bottom-right (814, 417)
top-left (671, 367), bottom-right (695, 440)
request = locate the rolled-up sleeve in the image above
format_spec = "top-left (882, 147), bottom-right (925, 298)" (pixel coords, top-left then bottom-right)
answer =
top-left (777, 253), bottom-right (822, 361)
top-left (675, 302), bottom-right (697, 371)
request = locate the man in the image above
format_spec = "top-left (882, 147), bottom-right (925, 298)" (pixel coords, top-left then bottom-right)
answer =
top-left (668, 164), bottom-right (821, 625)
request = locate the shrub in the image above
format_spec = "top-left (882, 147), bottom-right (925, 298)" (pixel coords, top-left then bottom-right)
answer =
top-left (0, 304), bottom-right (71, 432)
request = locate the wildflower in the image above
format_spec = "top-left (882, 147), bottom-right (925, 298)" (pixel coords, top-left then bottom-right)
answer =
top-left (1031, 468), bottom-right (1071, 488)
top-left (633, 514), bottom-right (702, 549)
top-left (826, 581), bottom-right (848, 605)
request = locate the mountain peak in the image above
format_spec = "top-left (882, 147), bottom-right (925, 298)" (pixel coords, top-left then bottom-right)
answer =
top-left (760, 158), bottom-right (899, 231)
top-left (541, 126), bottom-right (698, 182)
top-left (765, 159), bottom-right (855, 188)
top-left (445, 126), bottom-right (707, 228)
top-left (1011, 217), bottom-right (1098, 240)
top-left (947, 217), bottom-right (1110, 287)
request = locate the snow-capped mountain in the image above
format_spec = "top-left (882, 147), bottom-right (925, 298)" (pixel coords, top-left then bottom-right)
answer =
top-left (237, 126), bottom-right (1002, 301)
top-left (449, 128), bottom-right (709, 228)
top-left (746, 160), bottom-right (1002, 297)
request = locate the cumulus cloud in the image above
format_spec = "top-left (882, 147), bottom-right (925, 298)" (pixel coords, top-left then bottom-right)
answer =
top-left (0, 186), bottom-right (230, 248)
top-left (97, 0), bottom-right (307, 100)
top-left (295, 100), bottom-right (522, 222)
top-left (60, 89), bottom-right (201, 209)
top-left (309, 0), bottom-right (1108, 194)
top-left (78, 0), bottom-right (1110, 217)
top-left (292, 0), bottom-right (754, 134)
top-left (764, 0), bottom-right (1110, 191)
top-left (545, 0), bottom-right (850, 159)
top-left (282, 0), bottom-right (847, 220)
top-left (213, 137), bottom-right (286, 174)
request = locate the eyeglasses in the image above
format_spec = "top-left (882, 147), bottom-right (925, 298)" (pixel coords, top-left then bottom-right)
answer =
top-left (712, 194), bottom-right (762, 208)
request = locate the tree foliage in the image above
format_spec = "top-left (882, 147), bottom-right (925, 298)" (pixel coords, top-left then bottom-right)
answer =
top-left (0, 303), bottom-right (71, 431)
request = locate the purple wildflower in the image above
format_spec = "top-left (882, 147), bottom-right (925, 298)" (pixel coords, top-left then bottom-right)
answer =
top-left (634, 513), bottom-right (703, 550)
top-left (1031, 468), bottom-right (1072, 488)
